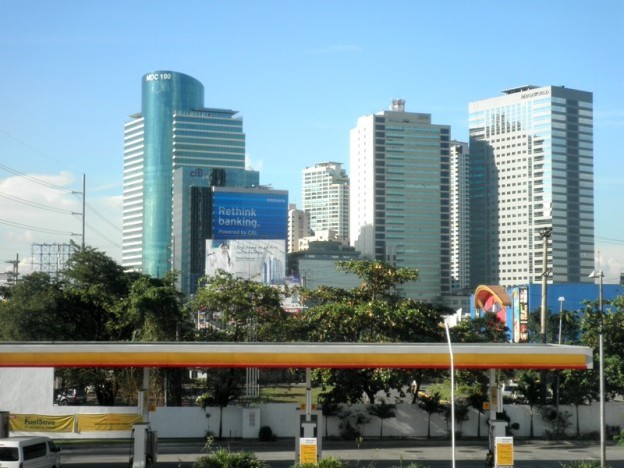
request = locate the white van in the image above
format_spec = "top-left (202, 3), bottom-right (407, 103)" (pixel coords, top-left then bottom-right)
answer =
top-left (0, 436), bottom-right (61, 468)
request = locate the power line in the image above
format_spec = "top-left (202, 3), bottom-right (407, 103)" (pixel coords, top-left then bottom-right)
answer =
top-left (0, 217), bottom-right (79, 236)
top-left (0, 127), bottom-right (77, 174)
top-left (596, 235), bottom-right (624, 246)
top-left (85, 201), bottom-right (122, 234)
top-left (0, 163), bottom-right (74, 193)
top-left (85, 222), bottom-right (122, 249)
top-left (0, 191), bottom-right (75, 214)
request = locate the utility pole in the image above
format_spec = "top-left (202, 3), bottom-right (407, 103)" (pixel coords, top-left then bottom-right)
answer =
top-left (539, 227), bottom-right (552, 344)
top-left (5, 254), bottom-right (20, 285)
top-left (81, 174), bottom-right (86, 249)
top-left (72, 173), bottom-right (86, 249)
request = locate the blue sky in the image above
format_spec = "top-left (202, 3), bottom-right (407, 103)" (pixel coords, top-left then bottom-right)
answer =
top-left (1, 0), bottom-right (623, 282)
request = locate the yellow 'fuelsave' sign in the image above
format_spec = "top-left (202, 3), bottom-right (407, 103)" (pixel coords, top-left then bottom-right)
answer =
top-left (10, 414), bottom-right (75, 432)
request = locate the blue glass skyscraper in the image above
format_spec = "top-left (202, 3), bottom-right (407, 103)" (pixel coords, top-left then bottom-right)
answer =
top-left (123, 71), bottom-right (254, 279)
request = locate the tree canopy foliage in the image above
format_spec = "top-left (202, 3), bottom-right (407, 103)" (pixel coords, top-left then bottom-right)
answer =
top-left (0, 245), bottom-right (188, 405)
top-left (3, 247), bottom-right (623, 415)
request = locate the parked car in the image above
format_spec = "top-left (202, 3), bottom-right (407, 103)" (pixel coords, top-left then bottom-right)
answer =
top-left (501, 382), bottom-right (520, 401)
top-left (55, 387), bottom-right (87, 405)
top-left (0, 436), bottom-right (61, 467)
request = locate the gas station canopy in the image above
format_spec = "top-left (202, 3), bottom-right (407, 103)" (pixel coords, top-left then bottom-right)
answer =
top-left (0, 342), bottom-right (593, 370)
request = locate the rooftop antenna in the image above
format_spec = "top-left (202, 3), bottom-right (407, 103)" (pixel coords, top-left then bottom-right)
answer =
top-left (391, 99), bottom-right (405, 112)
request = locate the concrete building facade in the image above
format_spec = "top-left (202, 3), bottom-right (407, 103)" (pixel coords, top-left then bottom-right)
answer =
top-left (302, 162), bottom-right (349, 241)
top-left (349, 99), bottom-right (451, 301)
top-left (468, 85), bottom-right (594, 287)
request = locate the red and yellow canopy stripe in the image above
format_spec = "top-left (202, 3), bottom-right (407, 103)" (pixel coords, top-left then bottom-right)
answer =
top-left (0, 342), bottom-right (593, 370)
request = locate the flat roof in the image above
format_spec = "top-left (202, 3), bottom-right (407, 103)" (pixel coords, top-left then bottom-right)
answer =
top-left (0, 342), bottom-right (593, 370)
top-left (501, 85), bottom-right (541, 94)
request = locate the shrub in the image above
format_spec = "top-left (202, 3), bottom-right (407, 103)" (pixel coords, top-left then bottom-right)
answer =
top-left (258, 425), bottom-right (275, 441)
top-left (295, 456), bottom-right (347, 467)
top-left (390, 463), bottom-right (430, 468)
top-left (193, 448), bottom-right (268, 468)
top-left (538, 406), bottom-right (571, 440)
top-left (559, 462), bottom-right (604, 468)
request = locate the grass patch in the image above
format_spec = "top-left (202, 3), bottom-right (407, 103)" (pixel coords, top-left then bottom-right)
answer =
top-left (259, 385), bottom-right (327, 404)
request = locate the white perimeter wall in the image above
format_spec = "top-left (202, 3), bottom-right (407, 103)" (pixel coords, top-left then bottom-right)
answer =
top-left (2, 368), bottom-right (623, 439)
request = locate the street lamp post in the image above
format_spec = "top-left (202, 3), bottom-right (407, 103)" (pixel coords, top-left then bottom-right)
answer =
top-left (556, 296), bottom-right (565, 413)
top-left (539, 227), bottom-right (552, 344)
top-left (558, 296), bottom-right (565, 345)
top-left (444, 317), bottom-right (456, 468)
top-left (589, 270), bottom-right (605, 468)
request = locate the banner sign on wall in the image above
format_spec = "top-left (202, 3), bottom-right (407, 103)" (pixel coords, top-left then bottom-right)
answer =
top-left (77, 414), bottom-right (143, 432)
top-left (206, 239), bottom-right (285, 284)
top-left (212, 190), bottom-right (288, 240)
top-left (10, 414), bottom-right (75, 432)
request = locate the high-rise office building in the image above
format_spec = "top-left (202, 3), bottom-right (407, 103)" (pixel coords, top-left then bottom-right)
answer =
top-left (449, 140), bottom-right (470, 291)
top-left (350, 99), bottom-right (451, 301)
top-left (123, 71), bottom-right (255, 279)
top-left (302, 162), bottom-right (349, 241)
top-left (468, 85), bottom-right (594, 287)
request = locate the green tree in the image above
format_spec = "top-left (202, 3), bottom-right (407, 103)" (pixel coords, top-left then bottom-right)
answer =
top-left (192, 272), bottom-right (289, 436)
top-left (62, 244), bottom-right (132, 341)
top-left (0, 272), bottom-right (68, 340)
top-left (418, 391), bottom-right (443, 439)
top-left (367, 400), bottom-right (396, 439)
top-left (442, 398), bottom-right (470, 438)
top-left (299, 261), bottom-right (444, 405)
top-left (449, 313), bottom-right (509, 343)
top-left (559, 369), bottom-right (598, 437)
top-left (197, 367), bottom-right (245, 440)
top-left (193, 271), bottom-right (289, 342)
top-left (465, 385), bottom-right (488, 439)
top-left (584, 298), bottom-right (624, 398)
top-left (516, 370), bottom-right (544, 438)
top-left (113, 272), bottom-right (190, 406)
top-left (117, 272), bottom-right (185, 341)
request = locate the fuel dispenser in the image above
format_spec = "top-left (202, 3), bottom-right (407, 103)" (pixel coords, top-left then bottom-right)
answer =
top-left (129, 422), bottom-right (157, 468)
top-left (295, 369), bottom-right (323, 464)
top-left (129, 369), bottom-right (157, 468)
top-left (486, 370), bottom-right (509, 467)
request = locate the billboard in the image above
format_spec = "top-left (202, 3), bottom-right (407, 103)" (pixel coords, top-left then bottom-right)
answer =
top-left (206, 239), bottom-right (285, 284)
top-left (212, 190), bottom-right (288, 240)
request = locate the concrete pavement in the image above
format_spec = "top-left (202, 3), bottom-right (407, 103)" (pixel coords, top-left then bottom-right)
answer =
top-left (59, 437), bottom-right (624, 467)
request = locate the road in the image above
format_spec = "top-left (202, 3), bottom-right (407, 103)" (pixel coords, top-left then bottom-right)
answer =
top-left (59, 437), bottom-right (624, 467)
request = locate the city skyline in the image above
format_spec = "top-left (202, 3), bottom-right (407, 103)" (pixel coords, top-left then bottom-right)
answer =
top-left (1, 1), bottom-right (622, 283)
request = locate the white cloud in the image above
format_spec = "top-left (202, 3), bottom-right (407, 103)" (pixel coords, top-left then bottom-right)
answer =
top-left (0, 172), bottom-right (122, 275)
top-left (596, 246), bottom-right (624, 285)
top-left (245, 153), bottom-right (264, 172)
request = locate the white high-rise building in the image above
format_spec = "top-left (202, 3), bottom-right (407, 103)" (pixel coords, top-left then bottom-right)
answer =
top-left (468, 85), bottom-right (594, 287)
top-left (302, 162), bottom-right (349, 241)
top-left (287, 204), bottom-right (311, 253)
top-left (350, 99), bottom-right (451, 301)
top-left (450, 140), bottom-right (470, 291)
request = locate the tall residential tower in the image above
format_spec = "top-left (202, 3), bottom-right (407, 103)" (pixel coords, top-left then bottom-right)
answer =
top-left (302, 162), bottom-right (350, 241)
top-left (468, 85), bottom-right (594, 287)
top-left (350, 100), bottom-right (451, 301)
top-left (449, 140), bottom-right (470, 291)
